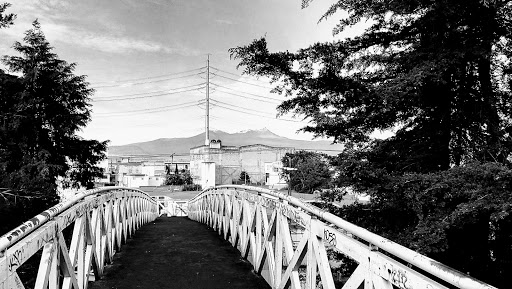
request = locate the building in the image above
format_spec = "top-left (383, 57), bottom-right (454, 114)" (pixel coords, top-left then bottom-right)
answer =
top-left (109, 160), bottom-right (167, 188)
top-left (164, 154), bottom-right (190, 173)
top-left (190, 140), bottom-right (292, 188)
top-left (94, 157), bottom-right (113, 187)
top-left (123, 174), bottom-right (165, 187)
top-left (106, 154), bottom-right (192, 188)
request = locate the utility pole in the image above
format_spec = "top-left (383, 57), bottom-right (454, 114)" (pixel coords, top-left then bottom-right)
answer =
top-left (205, 54), bottom-right (210, 146)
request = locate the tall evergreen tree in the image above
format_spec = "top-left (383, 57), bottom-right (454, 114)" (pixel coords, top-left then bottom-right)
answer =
top-left (230, 1), bottom-right (512, 286)
top-left (230, 0), bottom-right (512, 172)
top-left (0, 21), bottom-right (107, 210)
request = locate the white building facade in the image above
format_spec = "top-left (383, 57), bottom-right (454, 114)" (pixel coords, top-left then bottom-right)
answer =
top-left (190, 141), bottom-right (293, 188)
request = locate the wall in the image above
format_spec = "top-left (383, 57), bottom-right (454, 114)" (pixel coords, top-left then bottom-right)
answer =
top-left (148, 176), bottom-right (165, 186)
top-left (123, 175), bottom-right (147, 188)
top-left (190, 144), bottom-right (294, 186)
top-left (201, 162), bottom-right (216, 188)
top-left (264, 161), bottom-right (287, 189)
top-left (190, 145), bottom-right (238, 185)
top-left (122, 174), bottom-right (165, 188)
top-left (240, 145), bottom-right (293, 184)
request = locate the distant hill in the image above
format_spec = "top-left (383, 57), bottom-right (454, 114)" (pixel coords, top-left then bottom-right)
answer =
top-left (108, 128), bottom-right (343, 156)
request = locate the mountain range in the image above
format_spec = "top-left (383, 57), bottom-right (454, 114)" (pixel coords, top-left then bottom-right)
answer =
top-left (108, 128), bottom-right (343, 156)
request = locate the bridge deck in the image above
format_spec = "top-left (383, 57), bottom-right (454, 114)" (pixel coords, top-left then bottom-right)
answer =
top-left (90, 217), bottom-right (269, 289)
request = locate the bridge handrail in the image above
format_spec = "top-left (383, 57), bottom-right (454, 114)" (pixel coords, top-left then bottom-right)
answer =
top-left (0, 186), bottom-right (156, 253)
top-left (190, 185), bottom-right (496, 289)
top-left (1, 186), bottom-right (158, 289)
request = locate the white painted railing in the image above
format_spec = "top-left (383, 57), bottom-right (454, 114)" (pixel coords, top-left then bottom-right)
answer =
top-left (0, 187), bottom-right (158, 289)
top-left (188, 185), bottom-right (497, 289)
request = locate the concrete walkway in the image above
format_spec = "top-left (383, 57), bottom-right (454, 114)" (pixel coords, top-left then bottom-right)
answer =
top-left (89, 217), bottom-right (270, 289)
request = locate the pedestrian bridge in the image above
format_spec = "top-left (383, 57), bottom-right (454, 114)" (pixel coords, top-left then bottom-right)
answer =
top-left (0, 186), bottom-right (497, 289)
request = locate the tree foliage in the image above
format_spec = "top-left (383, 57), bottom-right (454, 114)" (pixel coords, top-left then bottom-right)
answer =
top-left (230, 0), bottom-right (512, 171)
top-left (282, 151), bottom-right (331, 194)
top-left (1, 20), bottom-right (107, 191)
top-left (239, 171), bottom-right (251, 184)
top-left (165, 169), bottom-right (193, 186)
top-left (230, 1), bottom-right (512, 286)
top-left (326, 162), bottom-right (512, 286)
top-left (0, 21), bottom-right (107, 233)
top-left (0, 2), bottom-right (15, 29)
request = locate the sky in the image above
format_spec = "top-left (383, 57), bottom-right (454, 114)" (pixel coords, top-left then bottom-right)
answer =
top-left (0, 0), bottom-right (368, 146)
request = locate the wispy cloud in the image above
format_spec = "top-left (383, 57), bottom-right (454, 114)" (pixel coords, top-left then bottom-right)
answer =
top-left (66, 29), bottom-right (200, 55)
top-left (119, 0), bottom-right (176, 8)
top-left (1, 19), bottom-right (199, 56)
top-left (10, 0), bottom-right (70, 20)
top-left (2, 0), bottom-right (199, 56)
top-left (144, 0), bottom-right (176, 7)
top-left (215, 19), bottom-right (234, 25)
top-left (35, 0), bottom-right (70, 12)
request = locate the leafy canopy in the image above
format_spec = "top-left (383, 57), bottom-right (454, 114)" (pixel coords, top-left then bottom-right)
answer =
top-left (282, 151), bottom-right (332, 194)
top-left (326, 161), bottom-right (512, 286)
top-left (230, 0), bottom-right (512, 171)
top-left (230, 1), bottom-right (512, 287)
top-left (165, 166), bottom-right (193, 186)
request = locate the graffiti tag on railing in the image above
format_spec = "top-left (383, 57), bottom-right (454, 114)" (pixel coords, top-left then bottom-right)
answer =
top-left (390, 267), bottom-right (411, 289)
top-left (245, 192), bottom-right (258, 203)
top-left (8, 247), bottom-right (23, 272)
top-left (323, 228), bottom-right (337, 247)
top-left (278, 203), bottom-right (310, 228)
top-left (256, 195), bottom-right (276, 210)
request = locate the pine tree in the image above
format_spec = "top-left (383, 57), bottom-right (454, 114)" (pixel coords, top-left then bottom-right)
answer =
top-left (0, 20), bottom-right (107, 207)
top-left (230, 1), bottom-right (512, 286)
top-left (0, 2), bottom-right (15, 29)
top-left (230, 0), bottom-right (512, 172)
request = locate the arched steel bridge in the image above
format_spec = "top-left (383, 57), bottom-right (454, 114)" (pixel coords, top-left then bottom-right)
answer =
top-left (0, 185), bottom-right (497, 289)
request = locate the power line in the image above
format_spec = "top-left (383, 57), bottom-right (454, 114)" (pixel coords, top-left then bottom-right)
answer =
top-left (210, 66), bottom-right (273, 84)
top-left (210, 88), bottom-right (280, 104)
top-left (209, 112), bottom-right (272, 127)
top-left (210, 66), bottom-right (272, 83)
top-left (92, 72), bottom-right (204, 89)
top-left (209, 98), bottom-right (275, 116)
top-left (209, 73), bottom-right (273, 89)
top-left (211, 102), bottom-right (270, 117)
top-left (94, 103), bottom-right (202, 117)
top-left (91, 67), bottom-right (206, 85)
top-left (94, 83), bottom-right (206, 99)
top-left (92, 85), bottom-right (205, 102)
top-left (96, 101), bottom-right (198, 116)
top-left (210, 82), bottom-right (282, 102)
top-left (94, 118), bottom-right (205, 128)
top-left (211, 103), bottom-right (303, 123)
top-left (95, 100), bottom-right (204, 116)
top-left (95, 89), bottom-right (172, 98)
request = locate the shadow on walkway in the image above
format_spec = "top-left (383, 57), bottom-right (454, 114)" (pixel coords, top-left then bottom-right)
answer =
top-left (90, 217), bottom-right (270, 289)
